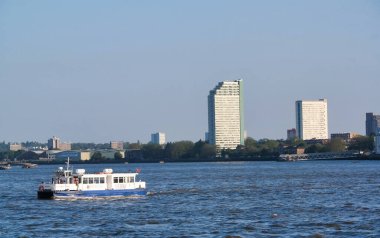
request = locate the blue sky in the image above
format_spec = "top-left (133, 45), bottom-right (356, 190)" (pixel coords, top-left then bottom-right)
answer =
top-left (1, 0), bottom-right (379, 143)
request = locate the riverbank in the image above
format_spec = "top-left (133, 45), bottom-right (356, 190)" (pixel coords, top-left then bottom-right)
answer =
top-left (5, 154), bottom-right (379, 165)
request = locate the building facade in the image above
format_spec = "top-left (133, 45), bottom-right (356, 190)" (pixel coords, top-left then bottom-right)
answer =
top-left (151, 132), bottom-right (166, 145)
top-left (331, 132), bottom-right (360, 142)
top-left (296, 99), bottom-right (328, 140)
top-left (208, 80), bottom-right (244, 150)
top-left (48, 136), bottom-right (60, 150)
top-left (110, 141), bottom-right (124, 150)
top-left (366, 113), bottom-right (380, 136)
top-left (9, 143), bottom-right (22, 151)
top-left (48, 136), bottom-right (71, 150)
top-left (54, 151), bottom-right (91, 161)
top-left (59, 142), bottom-right (72, 151)
top-left (375, 135), bottom-right (380, 154)
top-left (287, 128), bottom-right (297, 140)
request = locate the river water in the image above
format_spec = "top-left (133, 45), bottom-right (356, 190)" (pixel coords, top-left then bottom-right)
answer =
top-left (0, 160), bottom-right (379, 237)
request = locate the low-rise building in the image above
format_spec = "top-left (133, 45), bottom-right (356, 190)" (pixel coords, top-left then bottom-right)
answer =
top-left (110, 141), bottom-right (124, 150)
top-left (280, 146), bottom-right (305, 155)
top-left (97, 149), bottom-right (125, 159)
top-left (305, 139), bottom-right (329, 145)
top-left (59, 142), bottom-right (72, 151)
top-left (50, 150), bottom-right (90, 161)
top-left (331, 132), bottom-right (360, 142)
top-left (9, 143), bottom-right (22, 151)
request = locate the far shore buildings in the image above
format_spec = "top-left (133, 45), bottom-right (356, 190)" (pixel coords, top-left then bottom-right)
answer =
top-left (208, 80), bottom-right (244, 151)
top-left (296, 99), bottom-right (328, 140)
top-left (9, 143), bottom-right (22, 151)
top-left (287, 128), bottom-right (297, 140)
top-left (48, 136), bottom-right (60, 150)
top-left (151, 132), bottom-right (166, 145)
top-left (375, 135), bottom-right (380, 154)
top-left (47, 136), bottom-right (71, 150)
top-left (330, 132), bottom-right (360, 142)
top-left (366, 112), bottom-right (380, 136)
top-left (110, 141), bottom-right (124, 150)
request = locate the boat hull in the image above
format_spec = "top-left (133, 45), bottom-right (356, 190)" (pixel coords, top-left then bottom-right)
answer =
top-left (52, 189), bottom-right (147, 199)
top-left (37, 190), bottom-right (54, 199)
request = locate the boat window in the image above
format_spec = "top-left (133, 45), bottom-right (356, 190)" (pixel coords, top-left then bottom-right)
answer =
top-left (89, 178), bottom-right (94, 184)
top-left (114, 177), bottom-right (118, 183)
top-left (119, 177), bottom-right (125, 183)
top-left (94, 177), bottom-right (100, 184)
top-left (130, 177), bottom-right (134, 183)
top-left (83, 178), bottom-right (89, 184)
top-left (100, 177), bottom-right (105, 183)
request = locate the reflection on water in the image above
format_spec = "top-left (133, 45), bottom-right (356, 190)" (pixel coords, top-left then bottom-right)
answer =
top-left (0, 161), bottom-right (379, 237)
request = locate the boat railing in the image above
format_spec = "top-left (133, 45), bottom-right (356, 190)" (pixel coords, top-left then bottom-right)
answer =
top-left (54, 183), bottom-right (77, 191)
top-left (135, 181), bottom-right (146, 189)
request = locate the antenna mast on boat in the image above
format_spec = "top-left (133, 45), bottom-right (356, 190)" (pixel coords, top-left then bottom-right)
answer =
top-left (66, 157), bottom-right (70, 171)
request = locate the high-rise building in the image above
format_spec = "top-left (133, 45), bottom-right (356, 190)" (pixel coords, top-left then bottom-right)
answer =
top-left (296, 99), bottom-right (328, 140)
top-left (151, 132), bottom-right (166, 145)
top-left (208, 80), bottom-right (244, 150)
top-left (287, 128), bottom-right (297, 140)
top-left (48, 136), bottom-right (60, 150)
top-left (375, 135), bottom-right (380, 154)
top-left (365, 113), bottom-right (380, 136)
top-left (110, 141), bottom-right (124, 150)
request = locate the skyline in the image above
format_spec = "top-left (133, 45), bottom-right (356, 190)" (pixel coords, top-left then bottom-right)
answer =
top-left (1, 1), bottom-right (380, 143)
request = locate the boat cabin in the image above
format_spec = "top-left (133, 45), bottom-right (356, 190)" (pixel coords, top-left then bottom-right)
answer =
top-left (50, 167), bottom-right (145, 192)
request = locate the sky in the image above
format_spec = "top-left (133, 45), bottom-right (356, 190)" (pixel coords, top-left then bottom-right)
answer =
top-left (0, 0), bottom-right (379, 143)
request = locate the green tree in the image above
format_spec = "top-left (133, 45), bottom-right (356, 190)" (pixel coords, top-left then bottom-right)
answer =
top-left (91, 151), bottom-right (104, 161)
top-left (114, 151), bottom-right (123, 160)
top-left (142, 144), bottom-right (164, 161)
top-left (127, 142), bottom-right (142, 150)
top-left (191, 140), bottom-right (216, 159)
top-left (200, 143), bottom-right (216, 158)
top-left (327, 138), bottom-right (346, 152)
top-left (257, 139), bottom-right (280, 155)
top-left (305, 143), bottom-right (327, 153)
top-left (348, 136), bottom-right (374, 151)
top-left (245, 137), bottom-right (259, 154)
top-left (165, 141), bottom-right (194, 159)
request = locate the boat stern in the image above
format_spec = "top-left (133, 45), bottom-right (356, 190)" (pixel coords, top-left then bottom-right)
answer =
top-left (37, 190), bottom-right (54, 199)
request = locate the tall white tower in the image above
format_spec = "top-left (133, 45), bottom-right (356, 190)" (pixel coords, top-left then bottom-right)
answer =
top-left (151, 132), bottom-right (166, 145)
top-left (208, 80), bottom-right (244, 150)
top-left (296, 99), bottom-right (328, 140)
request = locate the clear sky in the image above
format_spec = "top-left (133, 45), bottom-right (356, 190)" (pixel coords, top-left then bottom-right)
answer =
top-left (1, 0), bottom-right (379, 143)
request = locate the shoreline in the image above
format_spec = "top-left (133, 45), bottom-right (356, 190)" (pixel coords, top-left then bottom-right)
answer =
top-left (6, 154), bottom-right (380, 165)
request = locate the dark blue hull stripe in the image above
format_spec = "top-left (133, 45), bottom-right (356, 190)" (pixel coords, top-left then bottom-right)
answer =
top-left (54, 189), bottom-right (146, 198)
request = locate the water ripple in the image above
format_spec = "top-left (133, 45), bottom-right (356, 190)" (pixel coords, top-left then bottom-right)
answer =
top-left (1, 161), bottom-right (380, 237)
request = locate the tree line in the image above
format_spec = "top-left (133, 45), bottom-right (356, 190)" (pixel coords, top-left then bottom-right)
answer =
top-left (0, 135), bottom-right (375, 161)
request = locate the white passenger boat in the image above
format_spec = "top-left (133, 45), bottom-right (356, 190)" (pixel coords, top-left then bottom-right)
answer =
top-left (37, 159), bottom-right (146, 199)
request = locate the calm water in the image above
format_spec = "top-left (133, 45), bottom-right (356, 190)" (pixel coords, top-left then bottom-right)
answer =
top-left (1, 161), bottom-right (380, 237)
